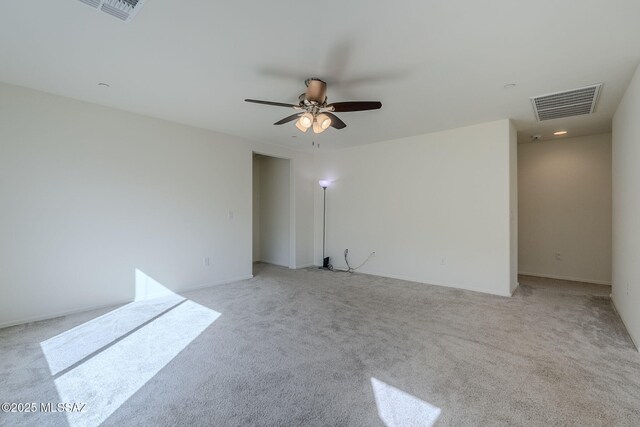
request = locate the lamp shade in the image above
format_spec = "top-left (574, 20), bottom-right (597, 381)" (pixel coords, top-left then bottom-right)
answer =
top-left (299, 113), bottom-right (313, 128)
top-left (295, 119), bottom-right (309, 133)
top-left (312, 120), bottom-right (325, 134)
top-left (316, 113), bottom-right (332, 130)
top-left (319, 180), bottom-right (331, 188)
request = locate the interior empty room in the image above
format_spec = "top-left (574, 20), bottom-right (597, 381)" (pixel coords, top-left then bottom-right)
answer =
top-left (1, 1), bottom-right (640, 426)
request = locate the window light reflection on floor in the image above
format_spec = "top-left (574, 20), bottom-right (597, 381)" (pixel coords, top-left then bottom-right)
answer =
top-left (40, 269), bottom-right (220, 427)
top-left (371, 377), bottom-right (441, 427)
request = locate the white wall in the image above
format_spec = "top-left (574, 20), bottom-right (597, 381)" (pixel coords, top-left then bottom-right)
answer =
top-left (0, 82), bottom-right (314, 327)
top-left (254, 155), bottom-right (291, 267)
top-left (252, 157), bottom-right (261, 262)
top-left (518, 133), bottom-right (612, 285)
top-left (612, 63), bottom-right (640, 349)
top-left (314, 120), bottom-right (516, 296)
top-left (509, 121), bottom-right (518, 294)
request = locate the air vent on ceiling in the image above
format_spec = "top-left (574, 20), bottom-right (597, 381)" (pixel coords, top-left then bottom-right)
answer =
top-left (530, 84), bottom-right (602, 121)
top-left (77, 0), bottom-right (146, 22)
top-left (79, 0), bottom-right (101, 7)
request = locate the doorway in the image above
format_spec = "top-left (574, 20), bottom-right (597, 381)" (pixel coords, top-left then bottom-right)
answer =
top-left (252, 153), bottom-right (291, 270)
top-left (517, 134), bottom-right (612, 287)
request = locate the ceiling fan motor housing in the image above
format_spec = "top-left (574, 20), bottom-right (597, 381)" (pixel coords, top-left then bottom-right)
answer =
top-left (304, 78), bottom-right (327, 104)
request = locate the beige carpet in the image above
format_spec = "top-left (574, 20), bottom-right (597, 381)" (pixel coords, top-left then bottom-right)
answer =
top-left (1, 264), bottom-right (639, 426)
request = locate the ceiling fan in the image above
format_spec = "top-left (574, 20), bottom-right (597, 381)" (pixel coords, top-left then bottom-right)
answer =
top-left (245, 78), bottom-right (382, 134)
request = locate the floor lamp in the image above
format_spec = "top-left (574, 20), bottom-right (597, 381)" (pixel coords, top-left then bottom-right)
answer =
top-left (319, 180), bottom-right (331, 269)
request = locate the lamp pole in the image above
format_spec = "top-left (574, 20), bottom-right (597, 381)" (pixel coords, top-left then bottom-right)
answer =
top-left (322, 185), bottom-right (327, 267)
top-left (319, 180), bottom-right (330, 268)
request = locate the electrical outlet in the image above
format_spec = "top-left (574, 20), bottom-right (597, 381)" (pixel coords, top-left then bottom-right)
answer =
top-left (228, 210), bottom-right (234, 220)
top-left (555, 252), bottom-right (562, 261)
top-left (440, 258), bottom-right (446, 266)
top-left (203, 257), bottom-right (210, 267)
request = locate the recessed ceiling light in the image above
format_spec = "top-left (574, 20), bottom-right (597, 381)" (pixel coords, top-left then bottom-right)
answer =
top-left (553, 130), bottom-right (568, 136)
top-left (97, 82), bottom-right (110, 88)
top-left (503, 83), bottom-right (517, 89)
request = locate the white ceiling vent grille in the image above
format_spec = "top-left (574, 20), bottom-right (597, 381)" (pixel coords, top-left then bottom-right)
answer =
top-left (76, 0), bottom-right (147, 22)
top-left (530, 84), bottom-right (602, 121)
top-left (79, 0), bottom-right (101, 7)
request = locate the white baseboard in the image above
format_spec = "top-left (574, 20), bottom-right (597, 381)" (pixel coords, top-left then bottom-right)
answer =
top-left (510, 282), bottom-right (520, 296)
top-left (518, 271), bottom-right (611, 286)
top-left (256, 259), bottom-right (289, 268)
top-left (183, 274), bottom-right (254, 293)
top-left (0, 274), bottom-right (253, 330)
top-left (295, 263), bottom-right (315, 269)
top-left (0, 299), bottom-right (133, 330)
top-left (611, 297), bottom-right (639, 352)
top-left (359, 269), bottom-right (513, 298)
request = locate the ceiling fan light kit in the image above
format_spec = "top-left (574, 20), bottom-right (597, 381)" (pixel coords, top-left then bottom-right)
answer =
top-left (295, 120), bottom-right (309, 133)
top-left (245, 78), bottom-right (382, 135)
top-left (299, 112), bottom-right (314, 129)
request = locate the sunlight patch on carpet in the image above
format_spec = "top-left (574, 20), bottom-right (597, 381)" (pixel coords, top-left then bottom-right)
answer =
top-left (53, 299), bottom-right (219, 426)
top-left (40, 294), bottom-right (185, 375)
top-left (371, 377), bottom-right (441, 427)
top-left (40, 269), bottom-right (219, 427)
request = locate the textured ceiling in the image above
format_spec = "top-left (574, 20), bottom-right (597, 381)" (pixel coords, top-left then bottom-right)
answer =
top-left (1, 0), bottom-right (639, 149)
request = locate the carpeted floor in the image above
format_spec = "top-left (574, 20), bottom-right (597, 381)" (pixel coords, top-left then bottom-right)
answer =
top-left (1, 264), bottom-right (639, 426)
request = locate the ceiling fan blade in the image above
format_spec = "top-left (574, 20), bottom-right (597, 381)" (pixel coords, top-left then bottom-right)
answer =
top-left (245, 99), bottom-right (298, 108)
top-left (324, 112), bottom-right (347, 129)
top-left (327, 101), bottom-right (382, 112)
top-left (274, 113), bottom-right (302, 125)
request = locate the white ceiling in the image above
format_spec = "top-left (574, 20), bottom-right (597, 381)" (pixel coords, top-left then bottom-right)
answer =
top-left (1, 1), bottom-right (639, 149)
